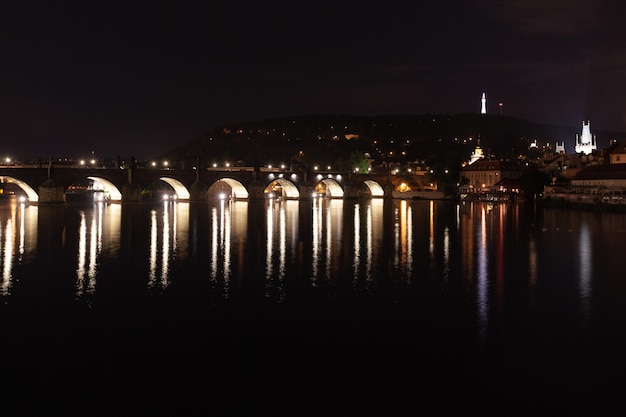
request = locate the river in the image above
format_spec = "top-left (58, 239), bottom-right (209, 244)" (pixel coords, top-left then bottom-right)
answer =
top-left (0, 197), bottom-right (625, 416)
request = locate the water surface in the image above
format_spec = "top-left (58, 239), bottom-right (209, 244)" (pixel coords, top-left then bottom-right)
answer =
top-left (1, 198), bottom-right (625, 416)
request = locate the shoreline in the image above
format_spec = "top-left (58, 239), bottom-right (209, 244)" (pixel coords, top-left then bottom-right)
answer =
top-left (541, 196), bottom-right (626, 212)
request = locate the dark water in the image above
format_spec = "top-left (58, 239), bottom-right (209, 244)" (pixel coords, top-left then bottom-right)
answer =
top-left (1, 198), bottom-right (625, 416)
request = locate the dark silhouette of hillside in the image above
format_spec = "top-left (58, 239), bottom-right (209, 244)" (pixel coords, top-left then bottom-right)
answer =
top-left (159, 113), bottom-right (625, 170)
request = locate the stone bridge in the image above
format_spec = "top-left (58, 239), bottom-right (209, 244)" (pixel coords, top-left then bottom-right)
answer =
top-left (0, 165), bottom-right (400, 204)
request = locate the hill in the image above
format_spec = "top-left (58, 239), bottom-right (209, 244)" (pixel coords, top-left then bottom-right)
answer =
top-left (158, 113), bottom-right (626, 170)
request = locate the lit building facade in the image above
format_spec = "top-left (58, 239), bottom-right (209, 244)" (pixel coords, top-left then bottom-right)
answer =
top-left (575, 120), bottom-right (597, 155)
top-left (460, 160), bottom-right (521, 192)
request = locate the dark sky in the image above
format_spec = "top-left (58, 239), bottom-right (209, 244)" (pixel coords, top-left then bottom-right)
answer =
top-left (2, 0), bottom-right (625, 160)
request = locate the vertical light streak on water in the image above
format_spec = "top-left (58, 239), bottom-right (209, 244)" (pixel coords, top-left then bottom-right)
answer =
top-left (277, 202), bottom-right (286, 302)
top-left (1, 219), bottom-right (14, 295)
top-left (370, 199), bottom-right (384, 283)
top-left (266, 200), bottom-right (274, 284)
top-left (76, 212), bottom-right (87, 295)
top-left (397, 201), bottom-right (410, 281)
top-left (429, 201), bottom-right (435, 273)
top-left (104, 203), bottom-right (122, 259)
top-left (393, 207), bottom-right (399, 269)
top-left (231, 201), bottom-right (248, 287)
top-left (461, 204), bottom-right (474, 279)
top-left (353, 203), bottom-right (360, 285)
top-left (171, 202), bottom-right (178, 256)
top-left (495, 206), bottom-right (505, 311)
top-left (18, 203), bottom-right (25, 258)
top-left (161, 202), bottom-right (170, 287)
top-left (476, 206), bottom-right (489, 347)
top-left (210, 207), bottom-right (218, 281)
top-left (96, 202), bottom-right (104, 254)
top-left (578, 221), bottom-right (592, 324)
top-left (442, 226), bottom-right (449, 284)
top-left (429, 200), bottom-right (435, 258)
top-left (399, 201), bottom-right (407, 272)
top-left (325, 200), bottom-right (332, 281)
top-left (407, 205), bottom-right (413, 280)
top-left (279, 202), bottom-right (286, 281)
top-left (311, 198), bottom-right (320, 284)
top-left (148, 210), bottom-right (157, 287)
top-left (87, 210), bottom-right (97, 293)
top-left (22, 204), bottom-right (37, 262)
top-left (286, 200), bottom-right (299, 256)
top-left (223, 201), bottom-right (231, 297)
top-left (366, 201), bottom-right (373, 285)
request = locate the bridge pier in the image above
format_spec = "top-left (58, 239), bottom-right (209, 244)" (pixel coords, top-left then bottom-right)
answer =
top-left (122, 183), bottom-right (142, 203)
top-left (383, 183), bottom-right (395, 198)
top-left (248, 181), bottom-right (267, 200)
top-left (38, 179), bottom-right (66, 205)
top-left (189, 180), bottom-right (209, 201)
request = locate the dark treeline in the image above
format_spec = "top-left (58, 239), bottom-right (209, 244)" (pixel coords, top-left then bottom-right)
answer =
top-left (159, 113), bottom-right (623, 170)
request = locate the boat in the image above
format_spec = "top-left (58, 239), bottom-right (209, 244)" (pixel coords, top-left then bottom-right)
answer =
top-left (64, 181), bottom-right (110, 205)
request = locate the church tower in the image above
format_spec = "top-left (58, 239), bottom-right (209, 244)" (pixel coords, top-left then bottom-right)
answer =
top-left (555, 141), bottom-right (565, 154)
top-left (574, 120), bottom-right (597, 155)
top-left (480, 93), bottom-right (487, 114)
top-left (469, 138), bottom-right (485, 165)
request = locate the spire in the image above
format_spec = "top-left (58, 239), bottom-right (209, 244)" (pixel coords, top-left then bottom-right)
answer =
top-left (480, 92), bottom-right (486, 114)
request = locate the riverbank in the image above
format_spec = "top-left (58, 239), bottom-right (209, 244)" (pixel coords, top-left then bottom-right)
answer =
top-left (542, 195), bottom-right (626, 212)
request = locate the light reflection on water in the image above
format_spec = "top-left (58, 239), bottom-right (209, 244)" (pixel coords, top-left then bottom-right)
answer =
top-left (3, 198), bottom-right (626, 414)
top-left (1, 198), bottom-right (626, 341)
top-left (0, 200), bottom-right (37, 295)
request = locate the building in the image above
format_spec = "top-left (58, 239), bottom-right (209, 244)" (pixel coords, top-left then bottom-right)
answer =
top-left (555, 141), bottom-right (565, 154)
top-left (468, 144), bottom-right (485, 165)
top-left (608, 141), bottom-right (626, 164)
top-left (575, 120), bottom-right (597, 155)
top-left (459, 159), bottom-right (521, 194)
top-left (544, 140), bottom-right (626, 205)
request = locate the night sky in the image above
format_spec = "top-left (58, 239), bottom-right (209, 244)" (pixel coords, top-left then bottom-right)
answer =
top-left (2, 0), bottom-right (625, 160)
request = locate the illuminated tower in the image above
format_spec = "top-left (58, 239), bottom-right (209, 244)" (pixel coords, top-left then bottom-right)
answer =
top-left (480, 93), bottom-right (487, 114)
top-left (555, 141), bottom-right (565, 154)
top-left (574, 120), bottom-right (597, 155)
top-left (469, 138), bottom-right (485, 164)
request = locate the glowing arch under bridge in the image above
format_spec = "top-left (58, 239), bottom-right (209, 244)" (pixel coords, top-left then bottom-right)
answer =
top-left (158, 177), bottom-right (191, 200)
top-left (362, 180), bottom-right (385, 197)
top-left (208, 178), bottom-right (249, 200)
top-left (267, 178), bottom-right (300, 199)
top-left (0, 176), bottom-right (39, 203)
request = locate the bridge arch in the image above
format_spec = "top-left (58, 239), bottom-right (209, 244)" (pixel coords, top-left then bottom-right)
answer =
top-left (361, 180), bottom-right (385, 197)
top-left (157, 177), bottom-right (191, 200)
top-left (87, 176), bottom-right (123, 202)
top-left (314, 178), bottom-right (344, 198)
top-left (208, 178), bottom-right (249, 200)
top-left (0, 176), bottom-right (39, 203)
top-left (265, 178), bottom-right (300, 199)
